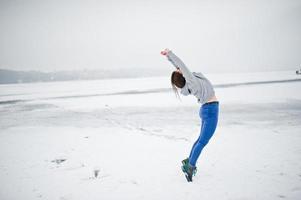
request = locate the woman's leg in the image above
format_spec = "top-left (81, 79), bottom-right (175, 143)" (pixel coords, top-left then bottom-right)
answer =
top-left (188, 103), bottom-right (219, 166)
top-left (188, 119), bottom-right (204, 159)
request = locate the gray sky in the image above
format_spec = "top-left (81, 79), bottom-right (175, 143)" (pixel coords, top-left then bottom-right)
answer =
top-left (0, 0), bottom-right (300, 73)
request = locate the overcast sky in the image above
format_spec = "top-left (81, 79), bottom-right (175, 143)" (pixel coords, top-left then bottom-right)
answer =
top-left (0, 0), bottom-right (300, 73)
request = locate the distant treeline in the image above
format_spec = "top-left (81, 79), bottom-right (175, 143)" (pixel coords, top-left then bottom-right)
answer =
top-left (0, 68), bottom-right (167, 84)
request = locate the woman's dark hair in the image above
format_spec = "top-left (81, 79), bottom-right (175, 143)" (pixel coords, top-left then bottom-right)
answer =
top-left (171, 71), bottom-right (186, 98)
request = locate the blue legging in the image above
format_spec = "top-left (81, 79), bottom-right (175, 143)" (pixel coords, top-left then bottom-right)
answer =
top-left (189, 102), bottom-right (219, 166)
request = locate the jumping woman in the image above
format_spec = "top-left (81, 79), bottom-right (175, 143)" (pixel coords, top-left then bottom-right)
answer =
top-left (161, 48), bottom-right (219, 182)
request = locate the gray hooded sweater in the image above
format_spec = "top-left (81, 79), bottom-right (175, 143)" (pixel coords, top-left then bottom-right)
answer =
top-left (167, 51), bottom-right (215, 104)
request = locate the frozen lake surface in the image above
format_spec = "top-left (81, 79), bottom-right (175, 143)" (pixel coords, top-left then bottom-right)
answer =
top-left (0, 71), bottom-right (301, 200)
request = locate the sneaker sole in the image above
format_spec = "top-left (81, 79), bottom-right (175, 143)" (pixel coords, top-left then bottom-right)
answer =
top-left (181, 166), bottom-right (193, 182)
top-left (185, 174), bottom-right (193, 182)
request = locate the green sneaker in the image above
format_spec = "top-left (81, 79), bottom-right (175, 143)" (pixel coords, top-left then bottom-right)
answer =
top-left (181, 158), bottom-right (189, 167)
top-left (181, 158), bottom-right (197, 176)
top-left (185, 165), bottom-right (197, 182)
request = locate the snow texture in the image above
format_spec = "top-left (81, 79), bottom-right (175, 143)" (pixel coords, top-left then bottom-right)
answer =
top-left (0, 71), bottom-right (301, 200)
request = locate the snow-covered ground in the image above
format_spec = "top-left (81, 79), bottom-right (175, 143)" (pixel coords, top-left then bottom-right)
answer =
top-left (0, 71), bottom-right (301, 200)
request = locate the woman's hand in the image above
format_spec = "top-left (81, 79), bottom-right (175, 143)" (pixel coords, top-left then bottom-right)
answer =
top-left (160, 48), bottom-right (170, 56)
